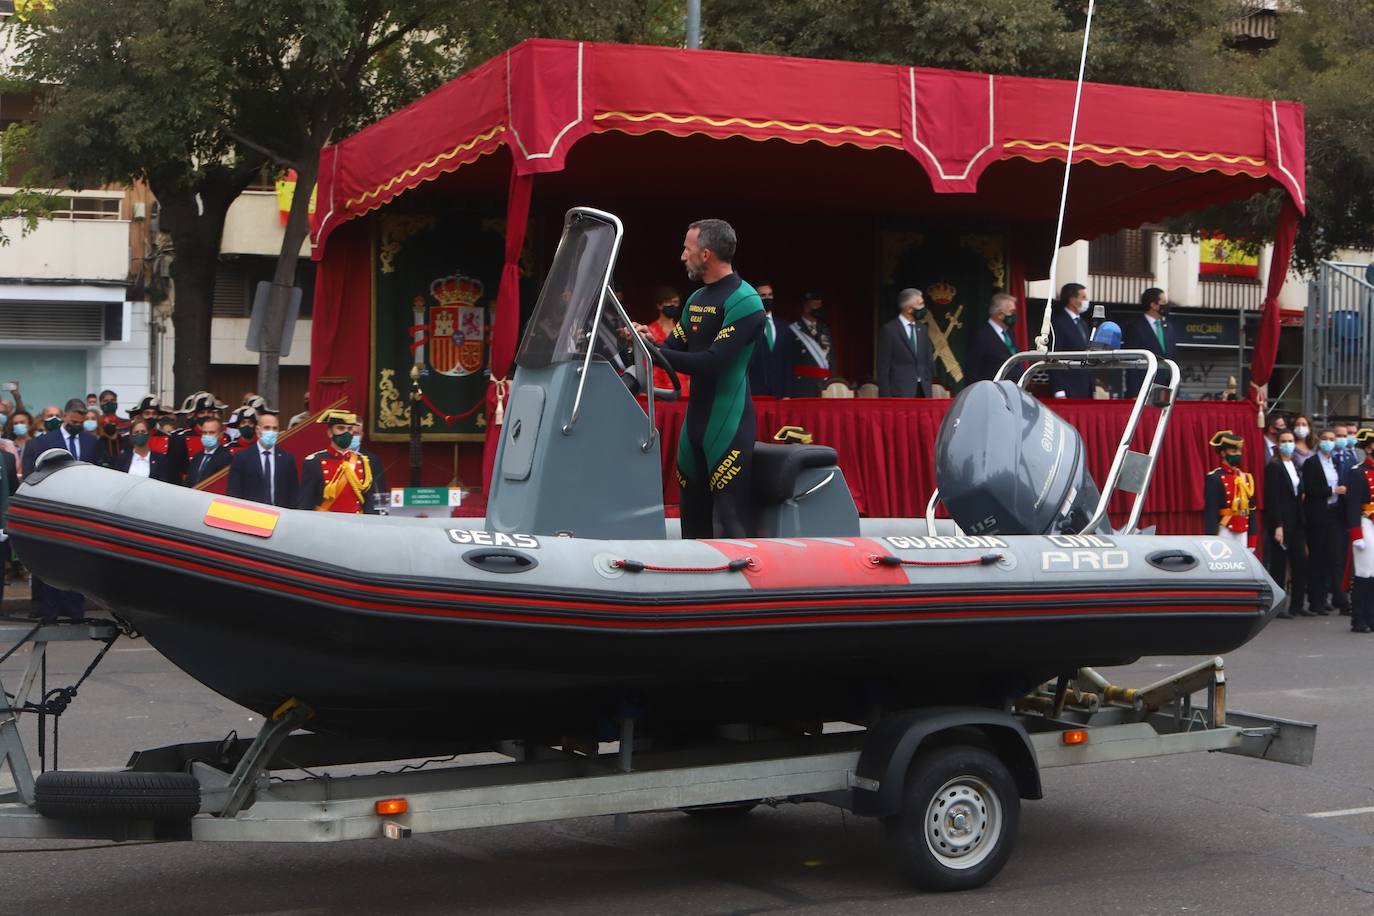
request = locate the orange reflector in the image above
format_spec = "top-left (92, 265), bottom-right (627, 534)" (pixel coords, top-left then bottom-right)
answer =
top-left (1062, 729), bottom-right (1089, 746)
top-left (375, 798), bottom-right (408, 816)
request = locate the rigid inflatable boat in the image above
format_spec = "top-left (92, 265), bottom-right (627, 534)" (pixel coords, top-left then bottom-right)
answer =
top-left (7, 209), bottom-right (1282, 742)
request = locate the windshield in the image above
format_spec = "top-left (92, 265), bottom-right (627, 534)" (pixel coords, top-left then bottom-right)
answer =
top-left (517, 213), bottom-right (624, 369)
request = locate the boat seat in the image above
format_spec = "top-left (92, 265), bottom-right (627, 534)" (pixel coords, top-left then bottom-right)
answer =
top-left (752, 443), bottom-right (839, 504)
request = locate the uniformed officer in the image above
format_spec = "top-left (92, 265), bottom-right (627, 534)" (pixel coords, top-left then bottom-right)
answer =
top-left (1202, 430), bottom-right (1257, 552)
top-left (298, 409), bottom-right (383, 513)
top-left (638, 219), bottom-right (765, 539)
top-left (1343, 428), bottom-right (1374, 633)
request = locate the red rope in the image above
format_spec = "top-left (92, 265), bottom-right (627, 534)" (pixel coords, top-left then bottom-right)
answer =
top-left (615, 558), bottom-right (755, 573)
top-left (418, 388), bottom-right (485, 426)
top-left (869, 553), bottom-right (1004, 568)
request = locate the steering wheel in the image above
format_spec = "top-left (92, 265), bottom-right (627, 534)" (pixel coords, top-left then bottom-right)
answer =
top-left (643, 339), bottom-right (683, 402)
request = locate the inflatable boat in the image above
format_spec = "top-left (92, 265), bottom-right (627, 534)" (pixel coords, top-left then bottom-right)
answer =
top-left (7, 208), bottom-right (1282, 742)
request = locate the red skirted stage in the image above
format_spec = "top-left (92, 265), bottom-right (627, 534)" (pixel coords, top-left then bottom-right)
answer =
top-left (306, 40), bottom-right (1306, 521)
top-left (647, 398), bottom-right (1263, 534)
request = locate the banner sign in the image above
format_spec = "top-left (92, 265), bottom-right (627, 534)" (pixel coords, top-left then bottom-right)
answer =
top-left (370, 211), bottom-right (505, 441)
top-left (390, 486), bottom-right (463, 508)
top-left (1174, 313), bottom-right (1239, 348)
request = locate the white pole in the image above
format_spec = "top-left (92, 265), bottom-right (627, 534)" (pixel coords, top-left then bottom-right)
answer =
top-left (1036, 0), bottom-right (1097, 353)
top-left (686, 0), bottom-right (701, 49)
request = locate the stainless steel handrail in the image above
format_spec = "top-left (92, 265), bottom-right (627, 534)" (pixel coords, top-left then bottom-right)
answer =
top-left (562, 207), bottom-right (626, 436)
top-left (606, 288), bottom-right (659, 452)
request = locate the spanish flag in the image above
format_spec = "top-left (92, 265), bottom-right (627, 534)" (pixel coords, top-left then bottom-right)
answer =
top-left (275, 169), bottom-right (318, 226)
top-left (15, 0), bottom-right (55, 18)
top-left (204, 498), bottom-right (280, 538)
top-left (1199, 232), bottom-right (1259, 279)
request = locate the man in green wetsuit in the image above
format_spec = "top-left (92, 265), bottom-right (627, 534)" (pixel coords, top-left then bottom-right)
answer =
top-left (640, 219), bottom-right (765, 539)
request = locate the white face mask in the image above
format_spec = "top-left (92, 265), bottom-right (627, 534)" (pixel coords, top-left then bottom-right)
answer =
top-left (1294, 425), bottom-right (1310, 438)
top-left (1080, 299), bottom-right (1090, 313)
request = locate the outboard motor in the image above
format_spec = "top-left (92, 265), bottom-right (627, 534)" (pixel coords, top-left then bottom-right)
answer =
top-left (935, 380), bottom-right (1103, 536)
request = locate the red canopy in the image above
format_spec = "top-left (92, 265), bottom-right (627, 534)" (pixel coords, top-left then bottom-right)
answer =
top-left (308, 40), bottom-right (1305, 492)
top-left (313, 39), bottom-right (1304, 253)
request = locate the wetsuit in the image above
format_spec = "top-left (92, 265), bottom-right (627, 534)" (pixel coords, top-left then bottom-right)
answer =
top-left (661, 273), bottom-right (765, 538)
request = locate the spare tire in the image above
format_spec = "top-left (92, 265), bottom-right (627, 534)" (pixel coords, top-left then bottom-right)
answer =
top-left (35, 771), bottom-right (199, 821)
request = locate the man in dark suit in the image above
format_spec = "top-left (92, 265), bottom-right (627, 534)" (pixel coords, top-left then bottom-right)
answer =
top-left (966, 292), bottom-right (1021, 384)
top-left (877, 288), bottom-right (935, 397)
top-left (1122, 287), bottom-right (1178, 396)
top-left (227, 411), bottom-right (299, 507)
top-left (22, 399), bottom-right (99, 475)
top-left (1303, 428), bottom-right (1350, 616)
top-left (1049, 283), bottom-right (1094, 399)
top-left (185, 416), bottom-right (233, 487)
top-left (747, 281), bottom-right (793, 397)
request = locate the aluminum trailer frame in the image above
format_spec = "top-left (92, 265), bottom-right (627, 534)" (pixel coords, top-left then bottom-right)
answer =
top-left (0, 624), bottom-right (1315, 847)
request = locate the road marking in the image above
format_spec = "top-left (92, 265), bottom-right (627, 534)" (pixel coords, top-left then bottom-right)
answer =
top-left (113, 646), bottom-right (157, 653)
top-left (1306, 806), bottom-right (1374, 819)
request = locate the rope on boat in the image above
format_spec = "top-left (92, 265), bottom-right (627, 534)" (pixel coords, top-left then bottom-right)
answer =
top-left (614, 557), bottom-right (756, 573)
top-left (869, 553), bottom-right (1005, 568)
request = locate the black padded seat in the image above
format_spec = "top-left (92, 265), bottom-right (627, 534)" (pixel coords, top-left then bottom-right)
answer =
top-left (752, 443), bottom-right (839, 504)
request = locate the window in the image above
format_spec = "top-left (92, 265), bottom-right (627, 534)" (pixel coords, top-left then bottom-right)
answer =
top-left (1089, 229), bottom-right (1154, 276)
top-left (50, 197), bottom-right (122, 220)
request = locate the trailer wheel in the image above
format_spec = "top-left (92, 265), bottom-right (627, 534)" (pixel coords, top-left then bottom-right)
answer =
top-left (34, 771), bottom-right (200, 821)
top-left (886, 745), bottom-right (1019, 892)
top-left (680, 801), bottom-right (759, 819)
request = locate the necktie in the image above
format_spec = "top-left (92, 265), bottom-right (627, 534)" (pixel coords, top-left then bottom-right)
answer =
top-left (907, 321), bottom-right (917, 351)
top-left (1001, 328), bottom-right (1015, 353)
top-left (67, 434), bottom-right (77, 458)
top-left (764, 315), bottom-right (775, 350)
top-left (262, 449), bottom-right (274, 504)
top-left (1153, 319), bottom-right (1166, 351)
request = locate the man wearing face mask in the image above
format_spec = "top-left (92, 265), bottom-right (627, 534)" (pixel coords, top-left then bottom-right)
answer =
top-left (1048, 283), bottom-right (1094, 399)
top-left (228, 410), bottom-right (299, 507)
top-left (1343, 429), bottom-right (1374, 633)
top-left (350, 420), bottom-right (388, 497)
top-left (789, 291), bottom-right (833, 398)
top-left (746, 281), bottom-right (793, 398)
top-left (1304, 427), bottom-right (1351, 616)
top-left (1203, 429), bottom-right (1258, 552)
top-left (1123, 287), bottom-right (1178, 396)
top-left (23, 399), bottom-right (98, 474)
top-left (877, 288), bottom-right (935, 398)
top-left (968, 293), bottom-right (1021, 384)
top-left (644, 287), bottom-right (690, 398)
top-left (185, 416), bottom-right (233, 487)
top-left (298, 409), bottom-right (382, 513)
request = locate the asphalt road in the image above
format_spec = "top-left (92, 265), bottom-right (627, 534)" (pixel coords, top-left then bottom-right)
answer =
top-left (1, 613), bottom-right (1372, 916)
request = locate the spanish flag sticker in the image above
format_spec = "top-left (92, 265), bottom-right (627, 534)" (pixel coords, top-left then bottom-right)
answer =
top-left (204, 498), bottom-right (280, 538)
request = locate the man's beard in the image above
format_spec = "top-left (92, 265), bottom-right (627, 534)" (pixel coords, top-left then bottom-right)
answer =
top-left (685, 260), bottom-right (703, 282)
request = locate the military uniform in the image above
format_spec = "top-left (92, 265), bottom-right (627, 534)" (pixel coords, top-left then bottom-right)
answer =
top-left (1343, 429), bottom-right (1374, 632)
top-left (788, 316), bottom-right (833, 398)
top-left (298, 410), bottom-right (382, 513)
top-left (1202, 430), bottom-right (1256, 551)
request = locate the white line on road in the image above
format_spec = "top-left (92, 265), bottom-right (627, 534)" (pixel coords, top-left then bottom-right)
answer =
top-left (112, 646), bottom-right (157, 652)
top-left (1306, 806), bottom-right (1374, 819)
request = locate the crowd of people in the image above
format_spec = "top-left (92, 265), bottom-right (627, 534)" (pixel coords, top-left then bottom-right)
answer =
top-left (1204, 414), bottom-right (1374, 633)
top-left (0, 384), bottom-right (385, 622)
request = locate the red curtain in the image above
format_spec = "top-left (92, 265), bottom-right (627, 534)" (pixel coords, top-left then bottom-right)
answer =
top-left (1248, 198), bottom-right (1301, 411)
top-left (1008, 232), bottom-right (1030, 351)
top-left (308, 219), bottom-right (373, 416)
top-left (481, 167), bottom-right (535, 491)
top-left (648, 397), bottom-right (1261, 534)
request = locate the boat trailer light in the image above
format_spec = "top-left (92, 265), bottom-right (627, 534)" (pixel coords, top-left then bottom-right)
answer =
top-left (1061, 729), bottom-right (1089, 746)
top-left (375, 798), bottom-right (409, 816)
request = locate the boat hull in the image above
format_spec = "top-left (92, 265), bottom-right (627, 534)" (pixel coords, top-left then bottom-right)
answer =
top-left (7, 462), bottom-right (1280, 742)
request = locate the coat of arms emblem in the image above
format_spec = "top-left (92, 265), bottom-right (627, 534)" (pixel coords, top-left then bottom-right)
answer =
top-left (411, 273), bottom-right (486, 377)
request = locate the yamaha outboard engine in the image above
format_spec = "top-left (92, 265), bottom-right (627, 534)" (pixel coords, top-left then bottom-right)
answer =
top-left (935, 380), bottom-right (1103, 536)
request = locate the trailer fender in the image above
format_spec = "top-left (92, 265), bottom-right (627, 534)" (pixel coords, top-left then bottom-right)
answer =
top-left (851, 707), bottom-right (1042, 817)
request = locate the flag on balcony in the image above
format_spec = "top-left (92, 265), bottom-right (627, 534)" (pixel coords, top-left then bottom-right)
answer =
top-left (14, 0), bottom-right (55, 18)
top-left (275, 170), bottom-right (317, 226)
top-left (1199, 232), bottom-right (1259, 279)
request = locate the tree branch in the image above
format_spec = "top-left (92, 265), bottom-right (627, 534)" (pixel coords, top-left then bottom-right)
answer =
top-left (223, 128), bottom-right (300, 171)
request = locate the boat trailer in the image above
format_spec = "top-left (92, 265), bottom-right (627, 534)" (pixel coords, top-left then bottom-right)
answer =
top-left (0, 620), bottom-right (1316, 891)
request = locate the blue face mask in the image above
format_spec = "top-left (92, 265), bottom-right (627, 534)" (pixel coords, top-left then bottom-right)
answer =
top-left (11, 423), bottom-right (27, 437)
top-left (1319, 439), bottom-right (1336, 454)
top-left (82, 419), bottom-right (98, 433)
top-left (1279, 442), bottom-right (1296, 457)
top-left (201, 433), bottom-right (219, 450)
top-left (259, 429), bottom-right (278, 448)
top-left (1338, 437), bottom-right (1351, 449)
top-left (0, 414), bottom-right (7, 427)
top-left (349, 434), bottom-right (362, 453)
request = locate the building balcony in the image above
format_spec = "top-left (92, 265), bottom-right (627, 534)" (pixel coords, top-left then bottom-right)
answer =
top-left (0, 210), bottom-right (130, 282)
top-left (222, 190), bottom-right (313, 258)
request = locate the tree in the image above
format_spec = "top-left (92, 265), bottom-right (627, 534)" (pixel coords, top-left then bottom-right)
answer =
top-left (8, 0), bottom-right (265, 401)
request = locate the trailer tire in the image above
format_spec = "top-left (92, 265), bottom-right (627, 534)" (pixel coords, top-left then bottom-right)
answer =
top-left (680, 801), bottom-right (759, 819)
top-left (886, 745), bottom-right (1019, 892)
top-left (34, 771), bottom-right (200, 821)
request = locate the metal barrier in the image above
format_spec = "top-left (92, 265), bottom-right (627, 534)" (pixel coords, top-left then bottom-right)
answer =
top-left (1304, 261), bottom-right (1374, 424)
